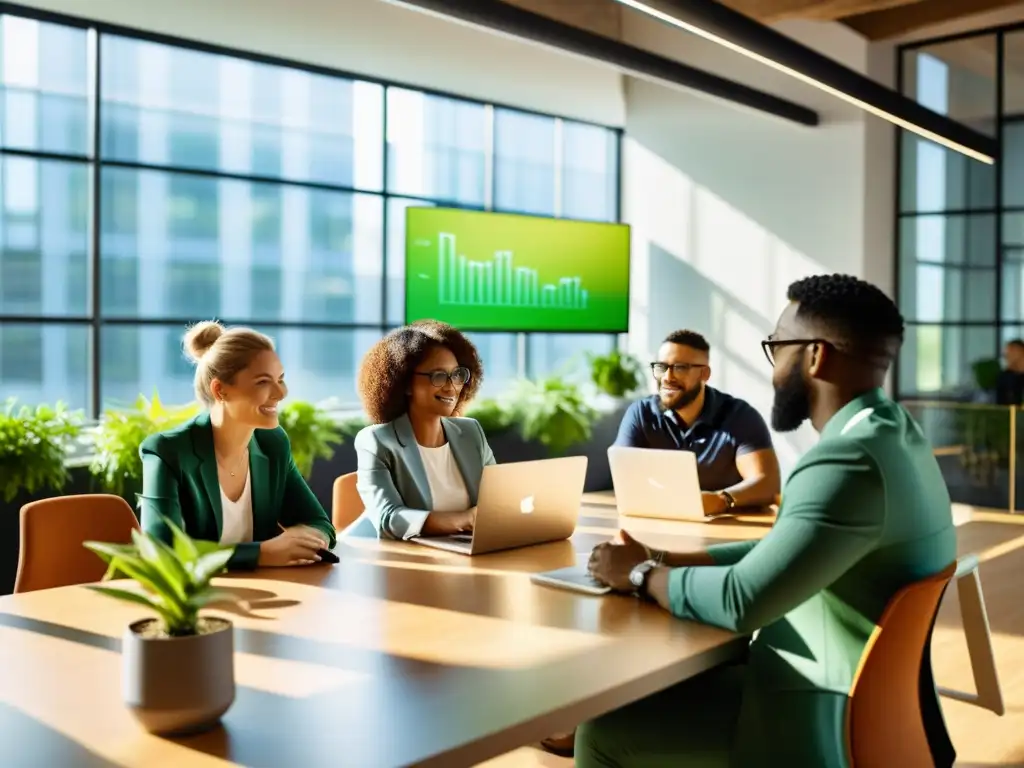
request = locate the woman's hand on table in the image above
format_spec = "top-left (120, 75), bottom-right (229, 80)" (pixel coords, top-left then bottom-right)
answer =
top-left (258, 528), bottom-right (325, 566)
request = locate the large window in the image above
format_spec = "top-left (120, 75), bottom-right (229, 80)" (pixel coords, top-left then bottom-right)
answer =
top-left (895, 31), bottom-right (1018, 397)
top-left (0, 11), bottom-right (621, 415)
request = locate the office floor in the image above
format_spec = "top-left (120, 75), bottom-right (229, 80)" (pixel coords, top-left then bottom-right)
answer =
top-left (479, 509), bottom-right (1024, 768)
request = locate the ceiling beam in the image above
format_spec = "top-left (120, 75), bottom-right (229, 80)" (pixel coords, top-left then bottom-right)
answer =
top-left (387, 0), bottom-right (820, 125)
top-left (718, 0), bottom-right (921, 23)
top-left (843, 0), bottom-right (1024, 41)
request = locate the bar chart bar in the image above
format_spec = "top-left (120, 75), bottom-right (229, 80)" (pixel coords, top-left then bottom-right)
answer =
top-left (434, 232), bottom-right (589, 310)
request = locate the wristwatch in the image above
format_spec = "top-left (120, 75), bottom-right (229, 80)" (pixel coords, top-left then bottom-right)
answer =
top-left (629, 559), bottom-right (660, 598)
top-left (718, 490), bottom-right (737, 510)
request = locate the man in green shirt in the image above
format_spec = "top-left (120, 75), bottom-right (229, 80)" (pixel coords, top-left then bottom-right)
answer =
top-left (582, 274), bottom-right (957, 767)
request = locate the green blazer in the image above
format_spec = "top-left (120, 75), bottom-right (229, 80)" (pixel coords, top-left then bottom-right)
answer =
top-left (668, 388), bottom-right (957, 766)
top-left (138, 412), bottom-right (336, 570)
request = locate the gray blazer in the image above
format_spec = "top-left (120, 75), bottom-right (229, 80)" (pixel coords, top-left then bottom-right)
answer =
top-left (350, 413), bottom-right (495, 539)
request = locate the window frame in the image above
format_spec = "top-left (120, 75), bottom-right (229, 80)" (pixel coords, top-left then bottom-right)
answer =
top-left (894, 25), bottom-right (1024, 399)
top-left (0, 4), bottom-right (623, 417)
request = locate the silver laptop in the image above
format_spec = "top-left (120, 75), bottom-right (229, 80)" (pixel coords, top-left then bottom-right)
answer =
top-left (607, 445), bottom-right (705, 521)
top-left (412, 456), bottom-right (588, 556)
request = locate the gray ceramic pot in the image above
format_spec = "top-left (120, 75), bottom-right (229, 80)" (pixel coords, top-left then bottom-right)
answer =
top-left (121, 616), bottom-right (235, 736)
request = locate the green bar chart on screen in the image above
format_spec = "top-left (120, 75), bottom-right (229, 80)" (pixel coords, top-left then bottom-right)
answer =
top-left (404, 207), bottom-right (630, 333)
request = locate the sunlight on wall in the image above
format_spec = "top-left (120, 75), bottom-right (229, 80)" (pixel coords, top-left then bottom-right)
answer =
top-left (623, 139), bottom-right (825, 476)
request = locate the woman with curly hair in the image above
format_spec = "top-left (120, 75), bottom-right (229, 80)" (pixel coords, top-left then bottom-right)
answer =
top-left (352, 320), bottom-right (494, 540)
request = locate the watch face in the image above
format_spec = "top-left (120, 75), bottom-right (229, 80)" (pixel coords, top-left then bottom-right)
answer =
top-left (630, 561), bottom-right (654, 588)
top-left (629, 566), bottom-right (646, 587)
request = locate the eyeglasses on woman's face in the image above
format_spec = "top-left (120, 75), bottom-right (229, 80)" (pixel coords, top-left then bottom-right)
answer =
top-left (414, 366), bottom-right (472, 388)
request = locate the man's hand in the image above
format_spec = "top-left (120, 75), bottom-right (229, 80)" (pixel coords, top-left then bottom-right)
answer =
top-left (588, 530), bottom-right (649, 593)
top-left (701, 491), bottom-right (729, 517)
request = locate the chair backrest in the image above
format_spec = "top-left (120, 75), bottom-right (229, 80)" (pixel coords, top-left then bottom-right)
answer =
top-left (332, 472), bottom-right (364, 531)
top-left (845, 562), bottom-right (957, 768)
top-left (15, 494), bottom-right (141, 593)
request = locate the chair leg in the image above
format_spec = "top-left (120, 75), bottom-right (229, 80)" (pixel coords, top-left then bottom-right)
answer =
top-left (936, 558), bottom-right (1005, 716)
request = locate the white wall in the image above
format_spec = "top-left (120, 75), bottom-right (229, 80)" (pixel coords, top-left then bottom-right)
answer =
top-left (15, 0), bottom-right (626, 126)
top-left (620, 13), bottom-right (896, 474)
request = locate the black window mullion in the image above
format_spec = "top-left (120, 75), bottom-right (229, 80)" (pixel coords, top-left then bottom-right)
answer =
top-left (89, 27), bottom-right (103, 419)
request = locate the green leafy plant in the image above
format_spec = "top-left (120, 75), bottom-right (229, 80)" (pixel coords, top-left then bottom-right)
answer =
top-left (91, 393), bottom-right (200, 496)
top-left (84, 517), bottom-right (236, 637)
top-left (972, 358), bottom-right (1002, 392)
top-left (507, 377), bottom-right (598, 455)
top-left (278, 400), bottom-right (343, 479)
top-left (587, 349), bottom-right (645, 398)
top-left (464, 398), bottom-right (513, 435)
top-left (0, 398), bottom-right (83, 503)
top-left (337, 415), bottom-right (369, 440)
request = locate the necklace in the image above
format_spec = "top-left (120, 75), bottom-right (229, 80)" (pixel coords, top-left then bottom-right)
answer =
top-left (216, 448), bottom-right (249, 478)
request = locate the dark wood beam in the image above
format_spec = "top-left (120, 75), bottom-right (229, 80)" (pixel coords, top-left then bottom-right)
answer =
top-left (843, 0), bottom-right (1024, 41)
top-left (718, 0), bottom-right (921, 23)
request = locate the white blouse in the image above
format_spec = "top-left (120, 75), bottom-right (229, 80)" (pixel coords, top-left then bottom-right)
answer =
top-left (219, 468), bottom-right (254, 545)
top-left (418, 443), bottom-right (471, 512)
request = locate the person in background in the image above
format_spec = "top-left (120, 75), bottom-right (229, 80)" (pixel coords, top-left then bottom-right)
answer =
top-left (139, 321), bottom-right (336, 569)
top-left (614, 329), bottom-right (780, 514)
top-left (996, 338), bottom-right (1024, 406)
top-left (579, 274), bottom-right (957, 767)
top-left (351, 320), bottom-right (494, 540)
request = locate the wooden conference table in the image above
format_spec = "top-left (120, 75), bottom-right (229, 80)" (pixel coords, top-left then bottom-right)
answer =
top-left (0, 495), bottom-right (775, 767)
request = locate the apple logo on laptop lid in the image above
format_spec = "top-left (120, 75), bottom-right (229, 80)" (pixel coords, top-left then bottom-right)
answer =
top-left (520, 496), bottom-right (535, 514)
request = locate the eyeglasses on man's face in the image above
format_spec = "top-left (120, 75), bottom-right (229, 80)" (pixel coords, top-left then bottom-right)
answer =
top-left (650, 362), bottom-right (707, 377)
top-left (761, 337), bottom-right (827, 367)
top-left (414, 366), bottom-right (472, 388)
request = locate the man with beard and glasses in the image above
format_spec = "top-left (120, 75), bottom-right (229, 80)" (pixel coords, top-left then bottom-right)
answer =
top-left (576, 274), bottom-right (957, 768)
top-left (613, 329), bottom-right (780, 516)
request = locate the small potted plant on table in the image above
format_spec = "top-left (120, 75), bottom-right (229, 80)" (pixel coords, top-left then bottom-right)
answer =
top-left (84, 518), bottom-right (237, 736)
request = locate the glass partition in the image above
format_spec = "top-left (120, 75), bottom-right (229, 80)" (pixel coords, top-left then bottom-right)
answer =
top-left (902, 400), bottom-right (1020, 513)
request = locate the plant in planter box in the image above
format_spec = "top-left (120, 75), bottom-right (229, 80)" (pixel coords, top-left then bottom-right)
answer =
top-left (586, 349), bottom-right (644, 399)
top-left (278, 400), bottom-right (343, 479)
top-left (84, 518), bottom-right (237, 736)
top-left (91, 393), bottom-right (200, 498)
top-left (0, 398), bottom-right (83, 503)
top-left (507, 377), bottom-right (597, 456)
top-left (464, 398), bottom-right (513, 435)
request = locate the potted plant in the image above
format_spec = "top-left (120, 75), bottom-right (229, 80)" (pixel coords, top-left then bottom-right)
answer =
top-left (0, 398), bottom-right (83, 504)
top-left (84, 518), bottom-right (237, 736)
top-left (586, 349), bottom-right (645, 401)
top-left (91, 392), bottom-right (200, 501)
top-left (506, 377), bottom-right (598, 456)
top-left (0, 399), bottom-right (83, 594)
top-left (278, 400), bottom-right (344, 479)
top-left (464, 398), bottom-right (513, 436)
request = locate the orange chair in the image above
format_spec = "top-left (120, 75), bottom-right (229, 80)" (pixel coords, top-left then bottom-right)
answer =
top-left (845, 562), bottom-right (957, 768)
top-left (331, 472), bottom-right (364, 532)
top-left (15, 494), bottom-right (140, 593)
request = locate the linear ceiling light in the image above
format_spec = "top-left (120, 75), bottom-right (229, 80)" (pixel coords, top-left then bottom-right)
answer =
top-left (388, 0), bottom-right (818, 126)
top-left (613, 0), bottom-right (997, 164)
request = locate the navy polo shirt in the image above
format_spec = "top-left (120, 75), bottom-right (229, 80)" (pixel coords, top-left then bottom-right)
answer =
top-left (613, 386), bottom-right (773, 492)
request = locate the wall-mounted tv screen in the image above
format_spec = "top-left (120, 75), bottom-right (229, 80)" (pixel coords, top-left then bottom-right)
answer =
top-left (404, 207), bottom-right (630, 333)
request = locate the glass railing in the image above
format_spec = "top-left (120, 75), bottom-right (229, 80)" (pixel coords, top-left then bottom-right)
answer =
top-left (901, 400), bottom-right (1021, 514)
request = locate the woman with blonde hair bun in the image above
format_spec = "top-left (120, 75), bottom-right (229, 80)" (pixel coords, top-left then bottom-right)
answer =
top-left (138, 320), bottom-right (336, 568)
